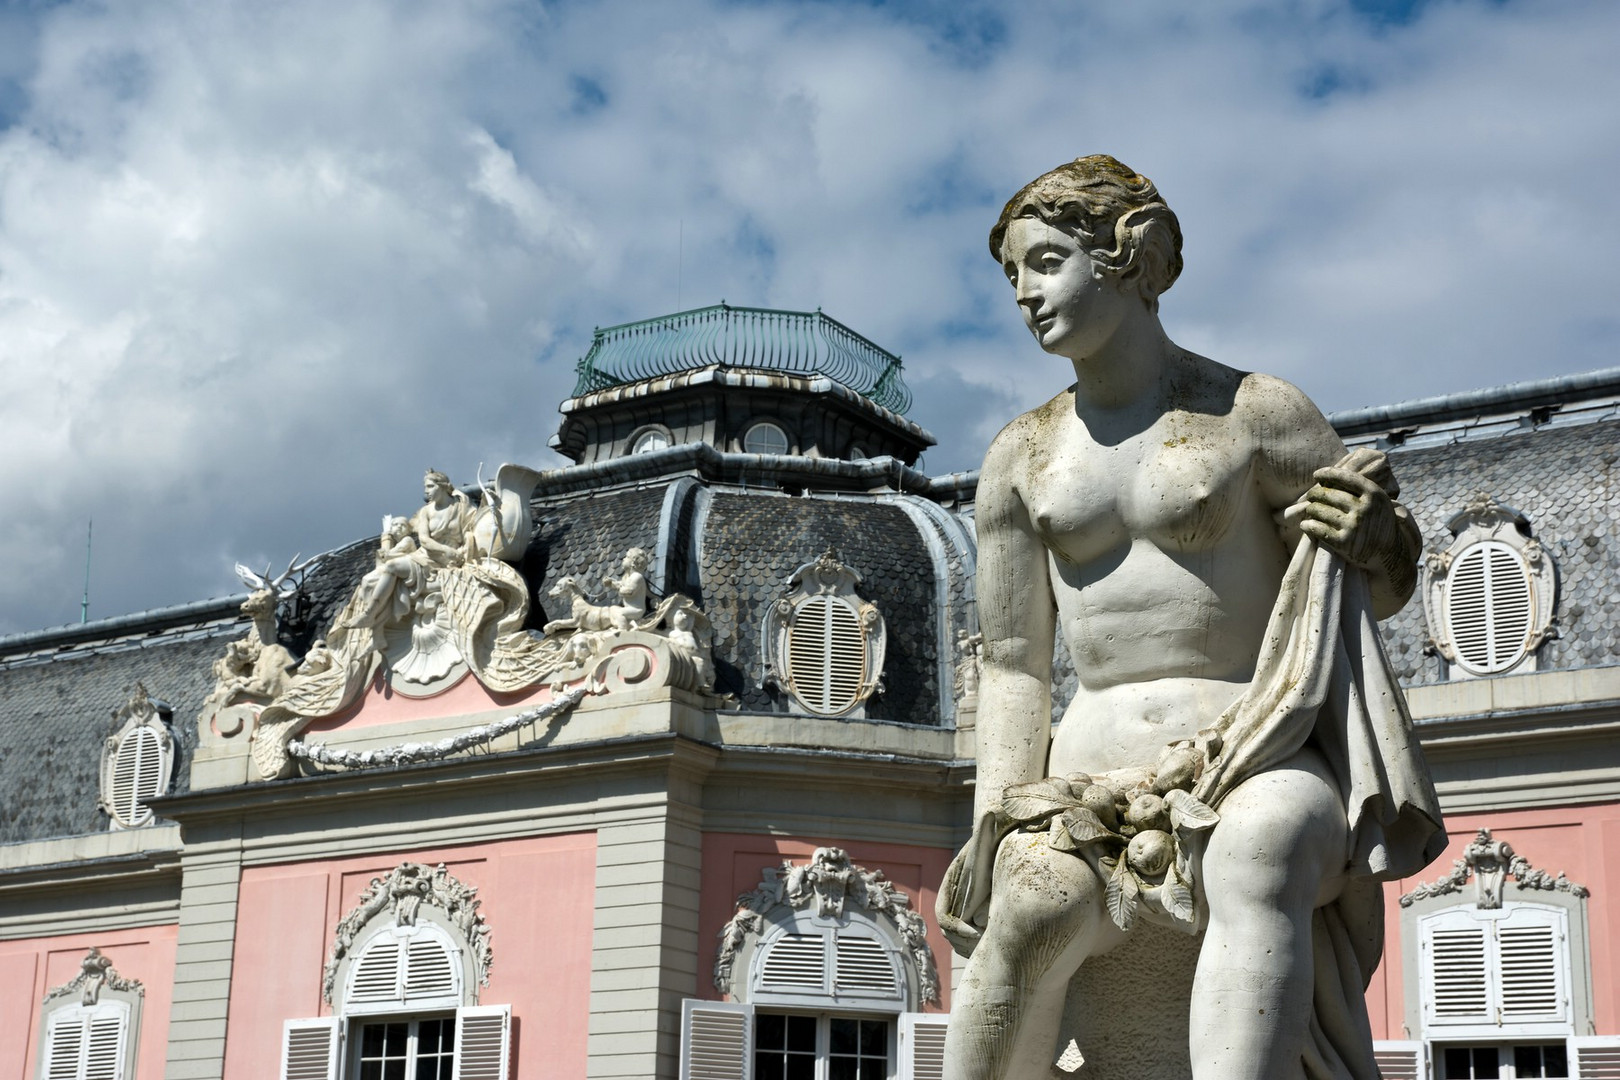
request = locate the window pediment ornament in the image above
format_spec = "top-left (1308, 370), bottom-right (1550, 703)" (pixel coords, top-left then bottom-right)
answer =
top-left (323, 862), bottom-right (492, 1006)
top-left (43, 948), bottom-right (144, 1007)
top-left (714, 846), bottom-right (939, 1006)
top-left (762, 549), bottom-right (887, 718)
top-left (1421, 492), bottom-right (1558, 678)
top-left (1400, 829), bottom-right (1589, 909)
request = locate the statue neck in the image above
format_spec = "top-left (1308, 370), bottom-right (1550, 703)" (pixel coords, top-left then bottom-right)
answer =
top-left (1067, 312), bottom-right (1177, 412)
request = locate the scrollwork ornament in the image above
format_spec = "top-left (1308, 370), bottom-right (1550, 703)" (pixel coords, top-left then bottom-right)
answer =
top-left (43, 948), bottom-right (143, 1006)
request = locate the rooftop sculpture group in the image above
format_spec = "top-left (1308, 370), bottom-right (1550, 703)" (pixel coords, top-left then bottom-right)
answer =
top-left (937, 156), bottom-right (1446, 1079)
top-left (200, 467), bottom-right (716, 781)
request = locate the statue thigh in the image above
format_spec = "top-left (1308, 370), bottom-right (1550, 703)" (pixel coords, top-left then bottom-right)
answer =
top-left (1199, 746), bottom-right (1350, 923)
top-left (984, 829), bottom-right (1126, 986)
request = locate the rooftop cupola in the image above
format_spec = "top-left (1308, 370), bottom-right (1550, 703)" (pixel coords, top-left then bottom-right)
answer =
top-left (550, 304), bottom-right (936, 465)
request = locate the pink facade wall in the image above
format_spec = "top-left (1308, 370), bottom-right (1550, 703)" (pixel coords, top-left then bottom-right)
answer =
top-left (0, 923), bottom-right (179, 1080)
top-left (223, 832), bottom-right (596, 1080)
top-left (302, 671), bottom-right (551, 734)
top-left (697, 833), bottom-right (955, 1012)
top-left (1366, 801), bottom-right (1620, 1039)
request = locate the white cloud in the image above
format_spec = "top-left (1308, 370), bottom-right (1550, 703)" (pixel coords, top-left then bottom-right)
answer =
top-left (0, 0), bottom-right (1616, 633)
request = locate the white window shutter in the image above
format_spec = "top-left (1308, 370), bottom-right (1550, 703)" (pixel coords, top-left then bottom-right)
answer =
top-left (758, 932), bottom-right (828, 993)
top-left (404, 934), bottom-right (459, 1001)
top-left (452, 1004), bottom-right (511, 1080)
top-left (279, 1017), bottom-right (340, 1080)
top-left (1420, 907), bottom-right (1491, 1027)
top-left (1572, 1036), bottom-right (1620, 1079)
top-left (1371, 1040), bottom-right (1428, 1080)
top-left (42, 1010), bottom-right (87, 1080)
top-left (347, 937), bottom-right (403, 1004)
top-left (1497, 904), bottom-right (1569, 1025)
top-left (82, 1006), bottom-right (128, 1080)
top-left (680, 999), bottom-right (752, 1080)
top-left (833, 934), bottom-right (900, 998)
top-left (899, 1012), bottom-right (950, 1080)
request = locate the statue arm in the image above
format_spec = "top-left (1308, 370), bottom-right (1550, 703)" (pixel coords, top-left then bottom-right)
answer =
top-left (1246, 374), bottom-right (1422, 619)
top-left (972, 426), bottom-right (1057, 822)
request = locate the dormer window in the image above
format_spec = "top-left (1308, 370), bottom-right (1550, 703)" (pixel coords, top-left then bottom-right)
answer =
top-left (1421, 494), bottom-right (1558, 679)
top-left (629, 426), bottom-right (671, 455)
top-left (99, 684), bottom-right (175, 830)
top-left (743, 421), bottom-right (790, 456)
top-left (762, 551), bottom-right (886, 719)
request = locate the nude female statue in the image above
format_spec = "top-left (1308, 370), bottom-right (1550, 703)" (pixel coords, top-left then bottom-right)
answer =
top-left (937, 157), bottom-right (1443, 1079)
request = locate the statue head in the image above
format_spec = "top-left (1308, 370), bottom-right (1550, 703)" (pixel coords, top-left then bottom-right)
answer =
top-left (423, 469), bottom-right (454, 501)
top-left (622, 547), bottom-right (650, 573)
top-left (989, 155), bottom-right (1183, 311)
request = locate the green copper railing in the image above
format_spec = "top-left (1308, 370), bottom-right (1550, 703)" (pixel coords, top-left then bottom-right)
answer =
top-left (572, 303), bottom-right (912, 414)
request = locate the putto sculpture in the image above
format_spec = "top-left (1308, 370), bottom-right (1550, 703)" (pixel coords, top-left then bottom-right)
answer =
top-left (937, 156), bottom-right (1445, 1079)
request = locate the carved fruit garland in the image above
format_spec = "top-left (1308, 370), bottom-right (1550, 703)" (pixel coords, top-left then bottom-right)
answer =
top-left (995, 744), bottom-right (1218, 933)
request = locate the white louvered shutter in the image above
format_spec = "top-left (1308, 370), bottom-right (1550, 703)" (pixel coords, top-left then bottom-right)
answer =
top-left (759, 932), bottom-right (827, 993)
top-left (680, 999), bottom-right (752, 1080)
top-left (1572, 1037), bottom-right (1620, 1078)
top-left (1421, 907), bottom-right (1491, 1026)
top-left (1497, 905), bottom-right (1567, 1024)
top-left (452, 1005), bottom-right (511, 1080)
top-left (279, 1017), bottom-right (339, 1080)
top-left (787, 596), bottom-right (866, 715)
top-left (41, 1003), bottom-right (130, 1080)
top-left (109, 725), bottom-right (164, 827)
top-left (404, 933), bottom-right (459, 1002)
top-left (899, 1012), bottom-right (950, 1080)
top-left (1447, 541), bottom-right (1534, 674)
top-left (82, 1008), bottom-right (127, 1080)
top-left (347, 936), bottom-right (403, 1004)
top-left (1372, 1040), bottom-right (1428, 1080)
top-left (834, 934), bottom-right (899, 998)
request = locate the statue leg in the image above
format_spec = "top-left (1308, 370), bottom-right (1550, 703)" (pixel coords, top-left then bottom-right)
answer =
top-left (945, 831), bottom-right (1123, 1080)
top-left (1189, 747), bottom-right (1349, 1080)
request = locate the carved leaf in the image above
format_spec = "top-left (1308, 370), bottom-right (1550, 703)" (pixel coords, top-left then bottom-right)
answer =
top-left (1166, 789), bottom-right (1219, 832)
top-left (1000, 778), bottom-right (1080, 825)
top-left (1061, 808), bottom-right (1120, 847)
top-left (1047, 816), bottom-right (1078, 852)
top-left (1163, 877), bottom-right (1196, 925)
top-left (1105, 858), bottom-right (1139, 931)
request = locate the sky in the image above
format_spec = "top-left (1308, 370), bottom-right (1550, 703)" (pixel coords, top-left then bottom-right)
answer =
top-left (1, 0), bottom-right (1617, 635)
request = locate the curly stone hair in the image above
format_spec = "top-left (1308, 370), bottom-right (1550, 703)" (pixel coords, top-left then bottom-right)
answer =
top-left (989, 154), bottom-right (1184, 311)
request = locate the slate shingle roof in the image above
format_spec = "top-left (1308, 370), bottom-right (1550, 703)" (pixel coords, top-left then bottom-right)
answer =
top-left (1380, 419), bottom-right (1620, 685)
top-left (0, 630), bottom-right (228, 844)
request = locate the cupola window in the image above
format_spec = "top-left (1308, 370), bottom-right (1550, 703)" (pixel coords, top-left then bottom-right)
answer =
top-left (629, 426), bottom-right (671, 455)
top-left (743, 421), bottom-right (790, 456)
top-left (763, 550), bottom-right (886, 719)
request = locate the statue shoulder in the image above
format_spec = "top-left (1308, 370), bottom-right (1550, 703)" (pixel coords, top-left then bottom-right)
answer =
top-left (1233, 371), bottom-right (1347, 500)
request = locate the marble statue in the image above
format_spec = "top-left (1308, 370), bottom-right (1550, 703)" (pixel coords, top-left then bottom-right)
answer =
top-left (198, 556), bottom-right (314, 725)
top-left (234, 462), bottom-right (720, 780)
top-left (936, 156), bottom-right (1445, 1079)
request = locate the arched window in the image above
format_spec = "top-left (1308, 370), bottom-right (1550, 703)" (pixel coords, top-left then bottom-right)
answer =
top-left (684, 848), bottom-right (948, 1079)
top-left (1422, 494), bottom-right (1557, 680)
top-left (279, 862), bottom-right (510, 1080)
top-left (99, 684), bottom-right (175, 830)
top-left (1380, 829), bottom-right (1616, 1078)
top-left (743, 421), bottom-right (790, 456)
top-left (36, 949), bottom-right (143, 1080)
top-left (629, 426), bottom-right (672, 455)
top-left (762, 550), bottom-right (887, 719)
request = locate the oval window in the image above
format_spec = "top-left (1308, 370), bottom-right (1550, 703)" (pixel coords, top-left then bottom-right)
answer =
top-left (1445, 540), bottom-right (1535, 675)
top-left (786, 595), bottom-right (867, 715)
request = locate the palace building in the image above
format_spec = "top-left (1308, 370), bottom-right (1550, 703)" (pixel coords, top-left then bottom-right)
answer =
top-left (3, 304), bottom-right (1619, 1080)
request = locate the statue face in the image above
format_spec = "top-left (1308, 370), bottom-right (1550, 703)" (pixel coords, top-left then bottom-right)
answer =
top-left (999, 217), bottom-right (1136, 361)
